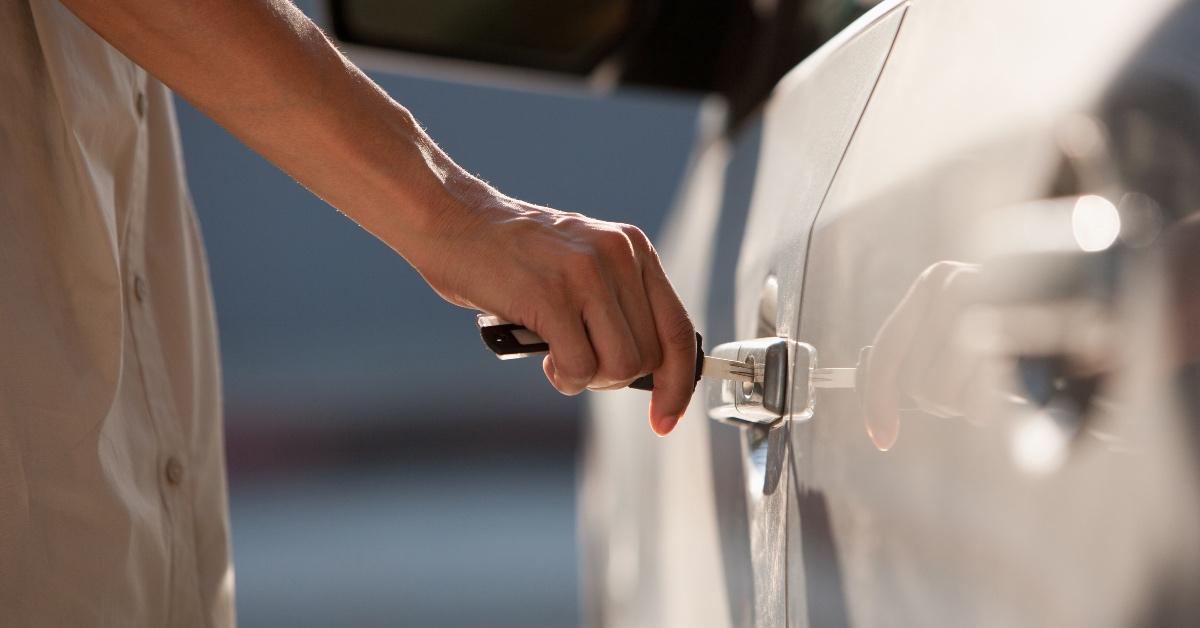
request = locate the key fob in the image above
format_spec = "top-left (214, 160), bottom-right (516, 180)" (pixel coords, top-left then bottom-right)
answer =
top-left (476, 314), bottom-right (702, 391)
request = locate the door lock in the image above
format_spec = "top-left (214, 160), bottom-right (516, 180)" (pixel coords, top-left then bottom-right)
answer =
top-left (705, 338), bottom-right (861, 425)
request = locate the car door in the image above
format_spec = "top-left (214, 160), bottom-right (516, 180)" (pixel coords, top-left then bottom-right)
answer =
top-left (578, 3), bottom-right (910, 627)
top-left (704, 3), bottom-right (909, 627)
top-left (785, 0), bottom-right (1200, 626)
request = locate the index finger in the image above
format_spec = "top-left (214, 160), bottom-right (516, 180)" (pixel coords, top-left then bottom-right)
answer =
top-left (865, 262), bottom-right (965, 450)
top-left (642, 255), bottom-right (696, 436)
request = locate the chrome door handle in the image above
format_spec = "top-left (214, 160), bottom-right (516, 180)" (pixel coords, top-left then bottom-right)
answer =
top-left (706, 337), bottom-right (793, 425)
top-left (705, 339), bottom-right (863, 425)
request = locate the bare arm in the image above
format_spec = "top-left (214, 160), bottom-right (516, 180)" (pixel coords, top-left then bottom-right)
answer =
top-left (60, 0), bottom-right (695, 434)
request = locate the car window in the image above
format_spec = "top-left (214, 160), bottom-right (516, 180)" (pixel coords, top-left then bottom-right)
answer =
top-left (329, 0), bottom-right (633, 73)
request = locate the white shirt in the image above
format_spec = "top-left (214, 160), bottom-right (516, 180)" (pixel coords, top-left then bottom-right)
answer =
top-left (1, 1), bottom-right (235, 625)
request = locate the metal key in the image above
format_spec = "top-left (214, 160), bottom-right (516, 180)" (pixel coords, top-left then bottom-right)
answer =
top-left (475, 314), bottom-right (755, 391)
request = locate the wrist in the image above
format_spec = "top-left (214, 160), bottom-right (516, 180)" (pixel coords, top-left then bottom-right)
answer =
top-left (379, 165), bottom-right (519, 295)
top-left (331, 104), bottom-right (495, 255)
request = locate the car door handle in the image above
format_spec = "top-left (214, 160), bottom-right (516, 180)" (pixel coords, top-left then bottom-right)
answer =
top-left (706, 338), bottom-right (864, 425)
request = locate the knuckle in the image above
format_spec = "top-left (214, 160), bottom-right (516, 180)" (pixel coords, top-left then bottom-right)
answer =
top-left (606, 350), bottom-right (642, 382)
top-left (620, 224), bottom-right (653, 252)
top-left (595, 229), bottom-right (633, 259)
top-left (557, 354), bottom-right (598, 383)
top-left (555, 214), bottom-right (586, 231)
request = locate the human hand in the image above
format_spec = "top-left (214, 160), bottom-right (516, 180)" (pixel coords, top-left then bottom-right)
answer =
top-left (862, 261), bottom-right (984, 450)
top-left (407, 188), bottom-right (696, 436)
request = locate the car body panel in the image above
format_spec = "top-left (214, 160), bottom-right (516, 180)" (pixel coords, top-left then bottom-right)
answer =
top-left (791, 0), bottom-right (1198, 626)
top-left (720, 4), bottom-right (909, 627)
top-left (584, 0), bottom-right (1200, 626)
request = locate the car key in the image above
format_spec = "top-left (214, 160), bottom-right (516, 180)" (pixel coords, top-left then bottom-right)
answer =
top-left (475, 314), bottom-right (755, 391)
top-left (810, 347), bottom-right (866, 389)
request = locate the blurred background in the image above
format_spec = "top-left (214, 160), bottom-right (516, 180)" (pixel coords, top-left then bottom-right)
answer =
top-left (176, 2), bottom-right (703, 626)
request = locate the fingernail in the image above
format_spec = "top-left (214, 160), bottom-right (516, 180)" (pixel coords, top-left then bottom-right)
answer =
top-left (545, 357), bottom-right (566, 393)
top-left (651, 413), bottom-right (680, 436)
top-left (558, 377), bottom-right (587, 396)
top-left (865, 414), bottom-right (899, 452)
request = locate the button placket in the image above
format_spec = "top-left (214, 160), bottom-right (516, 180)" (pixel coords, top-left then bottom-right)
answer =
top-left (133, 274), bottom-right (148, 302)
top-left (134, 68), bottom-right (147, 120)
top-left (165, 456), bottom-right (185, 486)
top-left (121, 95), bottom-right (206, 621)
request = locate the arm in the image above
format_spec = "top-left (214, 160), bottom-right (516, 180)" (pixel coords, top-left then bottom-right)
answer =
top-left (61, 0), bottom-right (695, 434)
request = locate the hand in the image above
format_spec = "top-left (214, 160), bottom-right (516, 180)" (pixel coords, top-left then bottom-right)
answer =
top-left (863, 261), bottom-right (984, 450)
top-left (408, 187), bottom-right (697, 436)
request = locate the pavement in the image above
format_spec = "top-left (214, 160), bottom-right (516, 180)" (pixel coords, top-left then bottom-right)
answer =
top-left (229, 458), bottom-right (579, 628)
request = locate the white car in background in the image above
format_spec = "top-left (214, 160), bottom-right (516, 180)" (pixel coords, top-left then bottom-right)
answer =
top-left (331, 0), bottom-right (1200, 625)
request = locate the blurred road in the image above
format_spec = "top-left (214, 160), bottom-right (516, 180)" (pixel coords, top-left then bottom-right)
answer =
top-left (230, 457), bottom-right (578, 628)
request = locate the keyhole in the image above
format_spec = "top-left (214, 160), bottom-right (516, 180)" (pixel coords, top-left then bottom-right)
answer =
top-left (741, 355), bottom-right (756, 398)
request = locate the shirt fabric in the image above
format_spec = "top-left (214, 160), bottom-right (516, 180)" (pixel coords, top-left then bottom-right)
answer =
top-left (1, 1), bottom-right (235, 626)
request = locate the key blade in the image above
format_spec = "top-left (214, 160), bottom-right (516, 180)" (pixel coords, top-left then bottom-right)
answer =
top-left (812, 367), bottom-right (856, 389)
top-left (701, 356), bottom-right (755, 383)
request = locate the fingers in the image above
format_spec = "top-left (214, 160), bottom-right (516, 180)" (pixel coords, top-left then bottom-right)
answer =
top-left (539, 311), bottom-right (597, 395)
top-left (582, 284), bottom-right (644, 390)
top-left (866, 261), bottom-right (982, 450)
top-left (641, 250), bottom-right (696, 436)
top-left (903, 264), bottom-right (981, 418)
top-left (538, 226), bottom-right (651, 393)
top-left (865, 262), bottom-right (952, 450)
top-left (614, 226), bottom-right (664, 376)
top-left (514, 216), bottom-right (692, 435)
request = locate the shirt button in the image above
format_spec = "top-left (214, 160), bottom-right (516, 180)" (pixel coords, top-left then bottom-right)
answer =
top-left (165, 457), bottom-right (185, 486)
top-left (135, 91), bottom-right (146, 118)
top-left (133, 275), bottom-right (148, 302)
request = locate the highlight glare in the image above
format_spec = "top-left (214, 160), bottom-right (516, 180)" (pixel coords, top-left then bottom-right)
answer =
top-left (1011, 411), bottom-right (1067, 474)
top-left (1071, 195), bottom-right (1120, 252)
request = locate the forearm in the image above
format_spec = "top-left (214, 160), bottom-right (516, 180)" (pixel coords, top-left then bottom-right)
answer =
top-left (60, 0), bottom-right (486, 255)
top-left (61, 0), bottom-right (699, 433)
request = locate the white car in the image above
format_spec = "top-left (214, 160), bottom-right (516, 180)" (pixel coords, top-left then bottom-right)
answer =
top-left (331, 0), bottom-right (1200, 625)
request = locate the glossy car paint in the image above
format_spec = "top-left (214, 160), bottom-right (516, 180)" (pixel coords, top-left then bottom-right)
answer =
top-left (582, 0), bottom-right (1200, 626)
